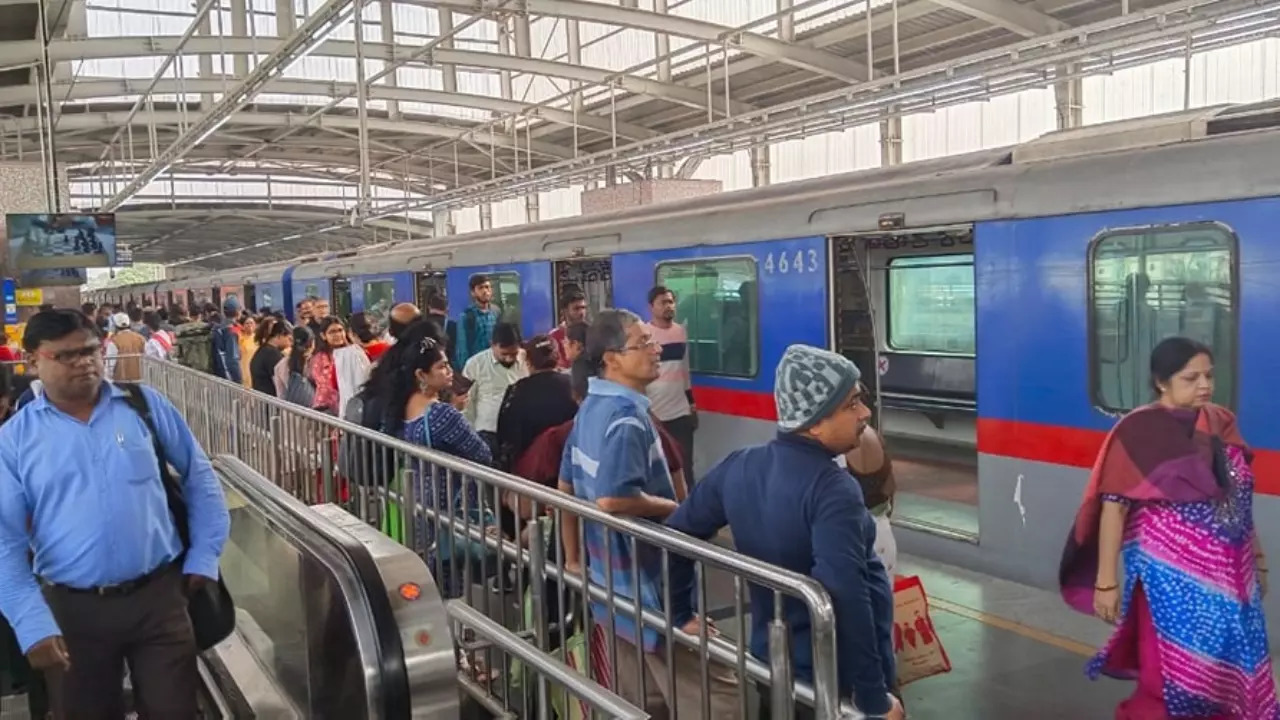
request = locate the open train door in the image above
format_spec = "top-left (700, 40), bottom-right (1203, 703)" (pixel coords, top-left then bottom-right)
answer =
top-left (330, 277), bottom-right (352, 317)
top-left (830, 236), bottom-right (882, 429)
top-left (415, 270), bottom-right (447, 308)
top-left (553, 257), bottom-right (612, 321)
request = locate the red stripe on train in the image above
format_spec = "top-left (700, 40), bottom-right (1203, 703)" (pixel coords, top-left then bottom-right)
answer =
top-left (977, 418), bottom-right (1280, 496)
top-left (694, 387), bottom-right (1280, 496)
top-left (693, 386), bottom-right (778, 421)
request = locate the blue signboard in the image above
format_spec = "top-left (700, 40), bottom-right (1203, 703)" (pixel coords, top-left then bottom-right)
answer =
top-left (2, 279), bottom-right (15, 325)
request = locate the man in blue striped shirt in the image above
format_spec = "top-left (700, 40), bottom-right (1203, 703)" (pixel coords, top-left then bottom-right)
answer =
top-left (559, 309), bottom-right (737, 719)
top-left (0, 310), bottom-right (229, 718)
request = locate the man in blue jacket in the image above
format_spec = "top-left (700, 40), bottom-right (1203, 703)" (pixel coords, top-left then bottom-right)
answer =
top-left (666, 344), bottom-right (902, 720)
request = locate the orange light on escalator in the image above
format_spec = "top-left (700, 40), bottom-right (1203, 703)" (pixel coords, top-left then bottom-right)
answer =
top-left (398, 582), bottom-right (422, 601)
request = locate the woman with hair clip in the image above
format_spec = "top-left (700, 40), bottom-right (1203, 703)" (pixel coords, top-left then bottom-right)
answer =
top-left (375, 321), bottom-right (493, 599)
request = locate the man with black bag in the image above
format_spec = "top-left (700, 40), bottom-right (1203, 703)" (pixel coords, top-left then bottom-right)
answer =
top-left (0, 310), bottom-right (231, 718)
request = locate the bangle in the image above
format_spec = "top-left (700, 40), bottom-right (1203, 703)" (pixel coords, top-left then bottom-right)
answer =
top-left (1095, 583), bottom-right (1118, 592)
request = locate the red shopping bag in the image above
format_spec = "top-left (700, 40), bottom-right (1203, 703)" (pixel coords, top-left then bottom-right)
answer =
top-left (892, 575), bottom-right (951, 685)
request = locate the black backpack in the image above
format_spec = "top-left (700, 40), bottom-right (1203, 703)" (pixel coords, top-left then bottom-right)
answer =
top-left (337, 391), bottom-right (399, 485)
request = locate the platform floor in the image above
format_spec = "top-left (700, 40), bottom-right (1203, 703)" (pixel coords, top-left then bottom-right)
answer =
top-left (893, 554), bottom-right (1128, 719)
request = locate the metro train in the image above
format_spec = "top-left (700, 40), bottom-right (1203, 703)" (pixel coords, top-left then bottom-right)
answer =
top-left (87, 100), bottom-right (1280, 595)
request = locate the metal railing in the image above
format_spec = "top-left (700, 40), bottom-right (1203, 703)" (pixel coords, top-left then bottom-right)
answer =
top-left (138, 357), bottom-right (847, 719)
top-left (448, 601), bottom-right (648, 720)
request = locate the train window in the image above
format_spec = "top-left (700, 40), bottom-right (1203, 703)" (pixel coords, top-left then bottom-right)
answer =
top-left (1089, 222), bottom-right (1237, 412)
top-left (363, 280), bottom-right (395, 330)
top-left (655, 257), bottom-right (758, 377)
top-left (886, 254), bottom-right (976, 355)
top-left (487, 272), bottom-right (521, 328)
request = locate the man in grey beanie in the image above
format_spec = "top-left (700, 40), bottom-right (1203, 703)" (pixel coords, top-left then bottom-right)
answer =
top-left (667, 344), bottom-right (902, 720)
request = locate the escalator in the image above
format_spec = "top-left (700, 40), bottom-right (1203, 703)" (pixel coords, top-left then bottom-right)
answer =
top-left (0, 457), bottom-right (458, 720)
top-left (208, 455), bottom-right (458, 718)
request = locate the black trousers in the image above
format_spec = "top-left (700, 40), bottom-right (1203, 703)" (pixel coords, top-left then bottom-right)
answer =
top-left (43, 566), bottom-right (198, 719)
top-left (661, 414), bottom-right (697, 484)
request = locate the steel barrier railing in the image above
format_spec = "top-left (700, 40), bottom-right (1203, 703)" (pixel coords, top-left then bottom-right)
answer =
top-left (137, 357), bottom-right (847, 719)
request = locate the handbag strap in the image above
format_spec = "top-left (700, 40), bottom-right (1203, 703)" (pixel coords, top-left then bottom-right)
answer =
top-left (118, 383), bottom-right (191, 548)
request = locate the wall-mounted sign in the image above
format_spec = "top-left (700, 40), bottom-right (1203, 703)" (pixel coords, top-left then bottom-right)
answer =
top-left (115, 243), bottom-right (134, 266)
top-left (2, 279), bottom-right (15, 325)
top-left (15, 288), bottom-right (43, 306)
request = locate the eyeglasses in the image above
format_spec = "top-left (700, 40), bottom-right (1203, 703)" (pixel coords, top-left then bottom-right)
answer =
top-left (618, 337), bottom-right (661, 353)
top-left (37, 345), bottom-right (101, 365)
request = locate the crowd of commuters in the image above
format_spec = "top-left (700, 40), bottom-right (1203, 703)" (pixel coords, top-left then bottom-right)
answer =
top-left (70, 275), bottom-right (914, 719)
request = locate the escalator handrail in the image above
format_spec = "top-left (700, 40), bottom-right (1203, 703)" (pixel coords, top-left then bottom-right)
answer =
top-left (213, 455), bottom-right (411, 720)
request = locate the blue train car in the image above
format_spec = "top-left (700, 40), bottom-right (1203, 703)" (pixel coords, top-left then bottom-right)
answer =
top-left (88, 102), bottom-right (1280, 604)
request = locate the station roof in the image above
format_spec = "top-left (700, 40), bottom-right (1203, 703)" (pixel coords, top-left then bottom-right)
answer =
top-left (0, 0), bottom-right (1253, 270)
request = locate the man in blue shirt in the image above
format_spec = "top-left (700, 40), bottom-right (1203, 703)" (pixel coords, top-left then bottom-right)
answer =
top-left (0, 310), bottom-right (230, 718)
top-left (558, 309), bottom-right (737, 719)
top-left (667, 345), bottom-right (903, 720)
top-left (452, 273), bottom-right (500, 368)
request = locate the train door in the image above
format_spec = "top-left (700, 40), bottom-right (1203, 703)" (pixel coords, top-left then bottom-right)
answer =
top-left (830, 227), bottom-right (979, 539)
top-left (242, 283), bottom-right (256, 312)
top-left (553, 257), bottom-right (612, 321)
top-left (415, 271), bottom-right (447, 309)
top-left (330, 277), bottom-right (352, 318)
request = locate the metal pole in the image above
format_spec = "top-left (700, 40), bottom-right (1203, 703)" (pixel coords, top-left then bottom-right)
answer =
top-left (352, 0), bottom-right (372, 219)
top-left (35, 0), bottom-right (61, 210)
top-left (32, 71), bottom-right (52, 210)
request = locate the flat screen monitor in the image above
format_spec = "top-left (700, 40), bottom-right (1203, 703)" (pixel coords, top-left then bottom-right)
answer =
top-left (6, 213), bottom-right (117, 270)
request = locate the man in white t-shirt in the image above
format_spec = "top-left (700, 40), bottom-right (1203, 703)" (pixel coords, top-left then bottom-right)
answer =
top-left (645, 286), bottom-right (697, 482)
top-left (462, 322), bottom-right (527, 458)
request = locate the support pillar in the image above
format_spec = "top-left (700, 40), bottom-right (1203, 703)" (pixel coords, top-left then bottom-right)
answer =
top-left (197, 12), bottom-right (215, 109)
top-left (479, 203), bottom-right (493, 230)
top-left (1054, 64), bottom-right (1083, 129)
top-left (275, 0), bottom-right (296, 35)
top-left (230, 0), bottom-right (249, 76)
top-left (379, 0), bottom-right (399, 119)
top-left (879, 112), bottom-right (902, 166)
top-left (439, 8), bottom-right (458, 93)
top-left (750, 145), bottom-right (771, 187)
top-left (432, 209), bottom-right (455, 236)
top-left (777, 0), bottom-right (794, 42)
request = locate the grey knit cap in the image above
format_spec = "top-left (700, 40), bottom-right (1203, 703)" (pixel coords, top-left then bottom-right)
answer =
top-left (774, 344), bottom-right (862, 432)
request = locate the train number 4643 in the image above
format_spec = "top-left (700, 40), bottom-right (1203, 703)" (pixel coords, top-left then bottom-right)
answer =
top-left (764, 249), bottom-right (819, 274)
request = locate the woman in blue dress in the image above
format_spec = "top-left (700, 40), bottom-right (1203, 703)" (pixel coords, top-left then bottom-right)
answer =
top-left (376, 321), bottom-right (492, 600)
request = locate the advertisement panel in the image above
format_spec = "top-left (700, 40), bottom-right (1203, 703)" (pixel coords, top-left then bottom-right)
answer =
top-left (6, 213), bottom-right (117, 270)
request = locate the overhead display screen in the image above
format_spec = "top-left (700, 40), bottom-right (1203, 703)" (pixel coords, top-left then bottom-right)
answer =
top-left (6, 213), bottom-right (117, 270)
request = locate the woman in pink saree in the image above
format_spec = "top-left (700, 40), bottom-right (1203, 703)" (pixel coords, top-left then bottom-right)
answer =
top-left (1060, 336), bottom-right (1278, 719)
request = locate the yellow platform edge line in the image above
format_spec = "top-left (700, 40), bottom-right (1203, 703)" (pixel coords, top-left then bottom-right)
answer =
top-left (928, 596), bottom-right (1096, 658)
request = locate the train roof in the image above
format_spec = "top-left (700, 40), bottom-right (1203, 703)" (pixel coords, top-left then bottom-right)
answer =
top-left (99, 99), bottom-right (1280, 291)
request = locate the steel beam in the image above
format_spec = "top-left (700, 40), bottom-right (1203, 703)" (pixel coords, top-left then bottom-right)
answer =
top-left (9, 109), bottom-right (577, 159)
top-left (403, 0), bottom-right (869, 82)
top-left (927, 0), bottom-right (1065, 36)
top-left (97, 0), bottom-right (362, 211)
top-left (0, 35), bottom-right (757, 115)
